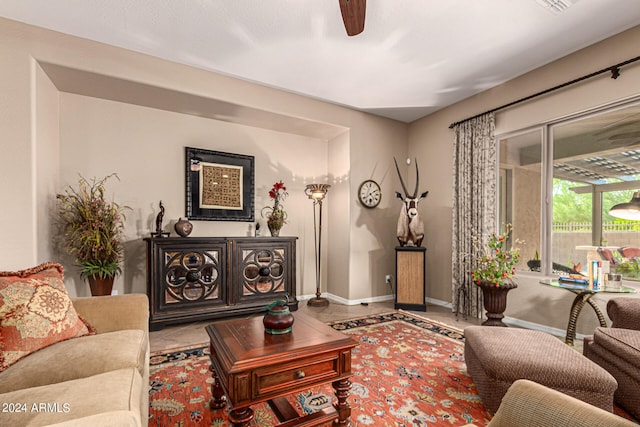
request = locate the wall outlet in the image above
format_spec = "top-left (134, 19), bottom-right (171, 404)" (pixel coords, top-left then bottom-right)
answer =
top-left (111, 289), bottom-right (118, 295)
top-left (385, 275), bottom-right (392, 285)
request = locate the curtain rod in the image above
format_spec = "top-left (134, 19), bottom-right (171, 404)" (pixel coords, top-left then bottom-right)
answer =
top-left (448, 55), bottom-right (640, 129)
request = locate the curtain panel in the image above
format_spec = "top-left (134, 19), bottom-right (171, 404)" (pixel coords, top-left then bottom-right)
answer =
top-left (451, 113), bottom-right (497, 318)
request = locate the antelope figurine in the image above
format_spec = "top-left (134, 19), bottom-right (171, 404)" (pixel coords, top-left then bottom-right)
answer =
top-left (394, 158), bottom-right (429, 247)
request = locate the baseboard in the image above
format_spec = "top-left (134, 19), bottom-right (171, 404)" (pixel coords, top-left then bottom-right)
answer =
top-left (297, 293), bottom-right (394, 306)
top-left (425, 297), bottom-right (450, 308)
top-left (299, 293), bottom-right (578, 339)
top-left (502, 316), bottom-right (580, 340)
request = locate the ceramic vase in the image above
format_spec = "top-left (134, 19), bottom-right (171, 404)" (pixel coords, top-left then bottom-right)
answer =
top-left (268, 222), bottom-right (281, 237)
top-left (174, 217), bottom-right (193, 237)
top-left (263, 304), bottom-right (294, 334)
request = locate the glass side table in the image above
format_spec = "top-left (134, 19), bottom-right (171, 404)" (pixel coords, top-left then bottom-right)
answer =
top-left (540, 280), bottom-right (636, 345)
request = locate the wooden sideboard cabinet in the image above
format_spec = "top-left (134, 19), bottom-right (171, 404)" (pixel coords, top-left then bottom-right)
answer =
top-left (145, 236), bottom-right (298, 330)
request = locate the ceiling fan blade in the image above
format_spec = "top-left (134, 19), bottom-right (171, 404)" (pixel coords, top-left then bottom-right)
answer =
top-left (339, 0), bottom-right (366, 36)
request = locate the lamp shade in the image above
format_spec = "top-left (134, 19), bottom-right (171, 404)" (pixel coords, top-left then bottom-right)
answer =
top-left (305, 184), bottom-right (330, 201)
top-left (609, 191), bottom-right (640, 220)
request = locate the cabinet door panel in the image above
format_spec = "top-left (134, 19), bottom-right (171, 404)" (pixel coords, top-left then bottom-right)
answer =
top-left (151, 241), bottom-right (228, 316)
top-left (234, 241), bottom-right (292, 304)
top-left (164, 249), bottom-right (223, 303)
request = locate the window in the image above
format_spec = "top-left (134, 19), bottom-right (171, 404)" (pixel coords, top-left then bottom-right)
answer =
top-left (499, 101), bottom-right (640, 280)
top-left (499, 128), bottom-right (543, 272)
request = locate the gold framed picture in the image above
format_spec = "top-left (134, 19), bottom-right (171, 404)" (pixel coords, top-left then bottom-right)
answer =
top-left (185, 147), bottom-right (255, 221)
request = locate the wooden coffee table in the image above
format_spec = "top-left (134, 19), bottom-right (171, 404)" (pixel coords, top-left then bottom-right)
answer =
top-left (206, 312), bottom-right (358, 426)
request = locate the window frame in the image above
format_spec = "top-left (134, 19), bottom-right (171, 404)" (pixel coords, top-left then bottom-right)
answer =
top-left (496, 96), bottom-right (640, 278)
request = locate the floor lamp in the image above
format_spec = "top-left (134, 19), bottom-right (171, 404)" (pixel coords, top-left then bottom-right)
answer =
top-left (305, 183), bottom-right (331, 307)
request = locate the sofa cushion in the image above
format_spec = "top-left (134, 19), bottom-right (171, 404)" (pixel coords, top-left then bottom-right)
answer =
top-left (0, 329), bottom-right (146, 393)
top-left (0, 367), bottom-right (142, 427)
top-left (0, 262), bottom-right (94, 372)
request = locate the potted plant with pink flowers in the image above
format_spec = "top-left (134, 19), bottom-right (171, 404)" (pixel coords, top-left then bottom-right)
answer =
top-left (471, 225), bottom-right (522, 326)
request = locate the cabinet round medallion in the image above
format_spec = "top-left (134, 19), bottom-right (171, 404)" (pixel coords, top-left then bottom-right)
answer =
top-left (186, 270), bottom-right (201, 282)
top-left (259, 266), bottom-right (271, 277)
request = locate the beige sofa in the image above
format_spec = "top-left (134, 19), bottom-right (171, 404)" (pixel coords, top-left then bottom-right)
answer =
top-left (0, 294), bottom-right (149, 427)
top-left (465, 379), bottom-right (637, 427)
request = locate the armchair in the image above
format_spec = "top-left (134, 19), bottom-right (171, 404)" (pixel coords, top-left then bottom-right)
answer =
top-left (584, 297), bottom-right (640, 419)
top-left (463, 379), bottom-right (637, 427)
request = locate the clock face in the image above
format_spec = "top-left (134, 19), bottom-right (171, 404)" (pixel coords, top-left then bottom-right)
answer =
top-left (358, 180), bottom-right (381, 208)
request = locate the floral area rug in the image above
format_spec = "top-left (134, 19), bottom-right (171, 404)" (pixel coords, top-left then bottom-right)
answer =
top-left (148, 311), bottom-right (492, 426)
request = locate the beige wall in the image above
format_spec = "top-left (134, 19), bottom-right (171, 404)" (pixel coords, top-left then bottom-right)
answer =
top-left (0, 17), bottom-right (407, 302)
top-left (347, 114), bottom-right (408, 301)
top-left (58, 93), bottom-right (333, 296)
top-left (3, 15), bottom-right (639, 334)
top-left (35, 62), bottom-right (61, 262)
top-left (0, 24), bottom-right (34, 264)
top-left (409, 25), bottom-right (640, 334)
top-left (327, 132), bottom-right (351, 299)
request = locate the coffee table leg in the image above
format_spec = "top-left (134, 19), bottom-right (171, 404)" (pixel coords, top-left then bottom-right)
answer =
top-left (228, 406), bottom-right (254, 427)
top-left (209, 364), bottom-right (226, 410)
top-left (332, 378), bottom-right (352, 426)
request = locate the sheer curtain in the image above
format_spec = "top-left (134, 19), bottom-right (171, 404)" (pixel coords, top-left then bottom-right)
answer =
top-left (451, 113), bottom-right (497, 318)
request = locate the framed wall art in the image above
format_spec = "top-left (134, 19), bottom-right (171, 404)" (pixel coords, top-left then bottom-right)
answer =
top-left (185, 147), bottom-right (255, 221)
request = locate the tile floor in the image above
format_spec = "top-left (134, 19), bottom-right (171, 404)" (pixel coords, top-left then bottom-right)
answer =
top-left (149, 300), bottom-right (484, 352)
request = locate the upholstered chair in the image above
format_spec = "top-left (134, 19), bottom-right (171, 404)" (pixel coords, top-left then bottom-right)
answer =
top-left (463, 379), bottom-right (637, 427)
top-left (584, 297), bottom-right (640, 419)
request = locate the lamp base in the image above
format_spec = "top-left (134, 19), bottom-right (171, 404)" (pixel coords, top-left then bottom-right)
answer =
top-left (307, 297), bottom-right (330, 307)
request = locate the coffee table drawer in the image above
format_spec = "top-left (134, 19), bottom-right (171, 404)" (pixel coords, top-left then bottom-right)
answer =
top-left (254, 354), bottom-right (339, 396)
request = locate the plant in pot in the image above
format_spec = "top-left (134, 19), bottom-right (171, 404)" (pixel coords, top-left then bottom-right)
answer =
top-left (57, 174), bottom-right (128, 296)
top-left (470, 225), bottom-right (522, 326)
top-left (261, 180), bottom-right (288, 237)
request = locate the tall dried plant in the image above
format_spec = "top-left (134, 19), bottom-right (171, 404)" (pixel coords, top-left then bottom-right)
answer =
top-left (56, 174), bottom-right (128, 279)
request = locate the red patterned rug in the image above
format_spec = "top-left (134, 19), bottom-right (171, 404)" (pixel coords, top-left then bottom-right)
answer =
top-left (148, 311), bottom-right (492, 426)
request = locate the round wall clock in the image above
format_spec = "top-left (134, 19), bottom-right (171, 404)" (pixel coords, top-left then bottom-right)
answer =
top-left (358, 179), bottom-right (382, 208)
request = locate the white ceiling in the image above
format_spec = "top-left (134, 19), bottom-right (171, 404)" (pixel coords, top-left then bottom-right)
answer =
top-left (2, 0), bottom-right (640, 123)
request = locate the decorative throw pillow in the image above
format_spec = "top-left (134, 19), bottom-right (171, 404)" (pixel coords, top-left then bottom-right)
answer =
top-left (0, 262), bottom-right (95, 372)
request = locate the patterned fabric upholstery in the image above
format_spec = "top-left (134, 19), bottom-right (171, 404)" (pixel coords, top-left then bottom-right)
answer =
top-left (584, 297), bottom-right (640, 419)
top-left (608, 298), bottom-right (640, 330)
top-left (0, 262), bottom-right (94, 372)
top-left (464, 326), bottom-right (617, 413)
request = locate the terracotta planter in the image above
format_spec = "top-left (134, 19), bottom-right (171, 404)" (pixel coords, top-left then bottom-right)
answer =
top-left (477, 280), bottom-right (517, 327)
top-left (87, 275), bottom-right (115, 296)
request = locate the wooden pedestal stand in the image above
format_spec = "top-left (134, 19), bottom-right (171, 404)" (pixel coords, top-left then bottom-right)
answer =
top-left (395, 246), bottom-right (427, 311)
